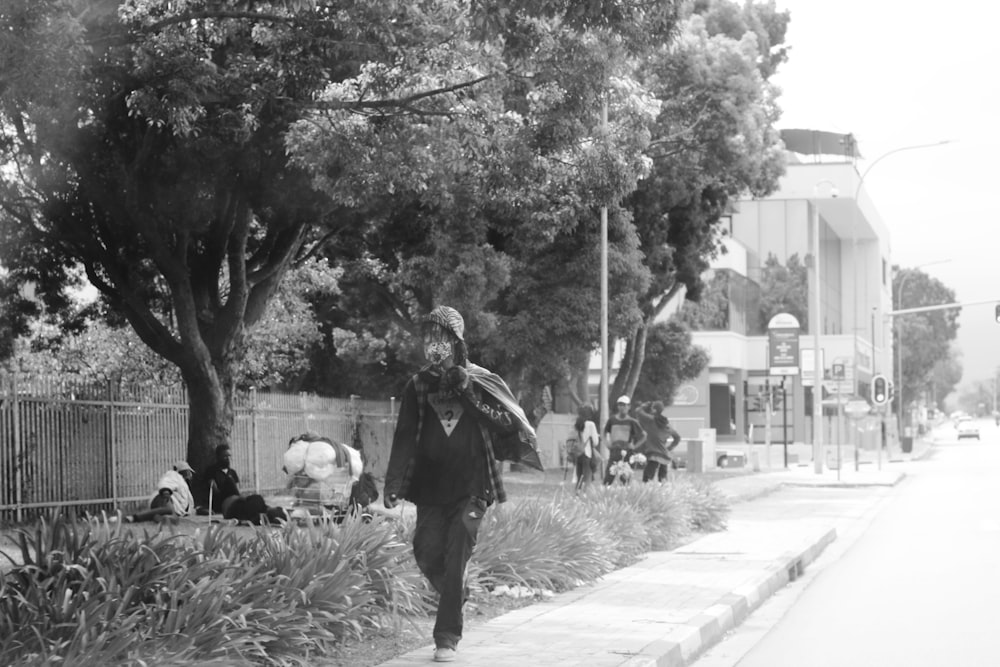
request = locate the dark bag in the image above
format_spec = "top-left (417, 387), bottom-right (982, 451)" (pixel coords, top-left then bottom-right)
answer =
top-left (566, 434), bottom-right (585, 459)
top-left (349, 472), bottom-right (379, 508)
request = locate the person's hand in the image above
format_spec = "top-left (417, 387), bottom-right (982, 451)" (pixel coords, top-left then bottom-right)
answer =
top-left (441, 365), bottom-right (470, 397)
top-left (384, 493), bottom-right (399, 509)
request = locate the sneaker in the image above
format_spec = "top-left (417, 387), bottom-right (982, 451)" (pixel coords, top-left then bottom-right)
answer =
top-left (433, 647), bottom-right (456, 662)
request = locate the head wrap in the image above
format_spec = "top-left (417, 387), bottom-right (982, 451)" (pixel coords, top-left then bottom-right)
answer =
top-left (426, 306), bottom-right (465, 341)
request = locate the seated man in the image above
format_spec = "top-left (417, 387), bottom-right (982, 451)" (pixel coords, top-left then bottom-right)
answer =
top-left (204, 444), bottom-right (241, 513)
top-left (203, 444), bottom-right (285, 525)
top-left (125, 460), bottom-right (195, 523)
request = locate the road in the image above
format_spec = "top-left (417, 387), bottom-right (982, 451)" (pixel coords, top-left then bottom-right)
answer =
top-left (695, 418), bottom-right (1000, 667)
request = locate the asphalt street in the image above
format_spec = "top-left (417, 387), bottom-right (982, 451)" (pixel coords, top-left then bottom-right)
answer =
top-left (696, 418), bottom-right (1000, 667)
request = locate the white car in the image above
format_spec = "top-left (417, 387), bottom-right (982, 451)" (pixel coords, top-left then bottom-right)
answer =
top-left (957, 419), bottom-right (980, 440)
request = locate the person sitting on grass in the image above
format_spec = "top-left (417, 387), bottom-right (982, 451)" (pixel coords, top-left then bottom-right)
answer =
top-left (205, 444), bottom-right (241, 513)
top-left (202, 444), bottom-right (286, 525)
top-left (124, 460), bottom-right (195, 523)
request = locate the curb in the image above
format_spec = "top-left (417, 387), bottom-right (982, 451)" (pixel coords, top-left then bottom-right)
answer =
top-left (621, 526), bottom-right (838, 667)
top-left (783, 471), bottom-right (907, 489)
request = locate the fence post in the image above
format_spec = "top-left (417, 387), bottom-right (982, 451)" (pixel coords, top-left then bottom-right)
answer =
top-left (300, 392), bottom-right (309, 433)
top-left (12, 375), bottom-right (22, 523)
top-left (108, 379), bottom-right (119, 510)
top-left (251, 388), bottom-right (261, 492)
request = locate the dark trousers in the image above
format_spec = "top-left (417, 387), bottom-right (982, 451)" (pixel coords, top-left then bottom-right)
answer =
top-left (642, 459), bottom-right (668, 482)
top-left (575, 454), bottom-right (594, 490)
top-left (413, 497), bottom-right (486, 649)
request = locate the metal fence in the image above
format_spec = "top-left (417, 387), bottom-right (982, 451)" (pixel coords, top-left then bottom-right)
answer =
top-left (0, 375), bottom-right (397, 523)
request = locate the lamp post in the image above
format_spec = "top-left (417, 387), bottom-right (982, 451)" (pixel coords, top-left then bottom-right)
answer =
top-left (599, 96), bottom-right (609, 448)
top-left (894, 259), bottom-right (951, 449)
top-left (812, 180), bottom-right (838, 474)
top-left (850, 141), bottom-right (952, 436)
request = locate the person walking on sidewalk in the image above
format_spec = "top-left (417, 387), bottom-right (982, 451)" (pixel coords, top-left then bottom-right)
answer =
top-left (383, 306), bottom-right (541, 663)
top-left (603, 396), bottom-right (646, 485)
top-left (634, 400), bottom-right (681, 482)
top-left (573, 404), bottom-right (600, 491)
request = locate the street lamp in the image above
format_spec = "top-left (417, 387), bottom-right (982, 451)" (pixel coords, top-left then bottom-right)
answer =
top-left (812, 180), bottom-right (838, 474)
top-left (850, 141), bottom-right (952, 409)
top-left (894, 259), bottom-right (951, 450)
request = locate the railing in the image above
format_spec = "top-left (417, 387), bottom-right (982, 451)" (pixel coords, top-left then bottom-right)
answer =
top-left (0, 375), bottom-right (396, 523)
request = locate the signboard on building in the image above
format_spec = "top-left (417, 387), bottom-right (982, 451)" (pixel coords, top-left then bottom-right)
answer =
top-left (767, 313), bottom-right (800, 376)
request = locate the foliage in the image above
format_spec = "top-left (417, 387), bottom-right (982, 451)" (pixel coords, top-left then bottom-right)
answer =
top-left (892, 266), bottom-right (960, 408)
top-left (0, 514), bottom-right (426, 666)
top-left (677, 269), bottom-right (732, 330)
top-left (928, 349), bottom-right (963, 411)
top-left (0, 474), bottom-right (730, 665)
top-left (631, 319), bottom-right (709, 405)
top-left (0, 0), bottom-right (787, 468)
top-left (611, 0), bottom-right (789, 405)
top-left (5, 258), bottom-right (335, 392)
top-left (470, 499), bottom-right (619, 593)
top-left (758, 253), bottom-right (808, 330)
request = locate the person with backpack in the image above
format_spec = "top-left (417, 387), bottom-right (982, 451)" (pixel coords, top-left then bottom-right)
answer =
top-left (572, 404), bottom-right (600, 491)
top-left (383, 305), bottom-right (541, 663)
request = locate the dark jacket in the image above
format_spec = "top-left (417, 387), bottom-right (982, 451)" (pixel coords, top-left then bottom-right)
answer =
top-left (384, 366), bottom-right (521, 506)
top-left (635, 408), bottom-right (681, 463)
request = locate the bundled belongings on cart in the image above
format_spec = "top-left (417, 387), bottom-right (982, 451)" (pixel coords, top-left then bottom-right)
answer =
top-left (282, 432), bottom-right (378, 523)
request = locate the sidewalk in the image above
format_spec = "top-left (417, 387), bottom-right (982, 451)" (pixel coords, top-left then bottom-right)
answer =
top-left (379, 436), bottom-right (932, 667)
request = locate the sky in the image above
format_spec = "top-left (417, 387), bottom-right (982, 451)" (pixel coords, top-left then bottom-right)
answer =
top-left (772, 0), bottom-right (1000, 395)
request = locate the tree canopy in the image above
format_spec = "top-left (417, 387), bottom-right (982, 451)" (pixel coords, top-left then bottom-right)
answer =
top-left (892, 266), bottom-right (960, 413)
top-left (0, 0), bottom-right (788, 465)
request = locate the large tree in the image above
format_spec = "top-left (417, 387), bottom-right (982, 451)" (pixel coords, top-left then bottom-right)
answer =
top-left (0, 0), bottom-right (679, 468)
top-left (286, 3), bottom-right (676, 403)
top-left (610, 0), bottom-right (788, 406)
top-left (290, 0), bottom-right (789, 414)
top-left (892, 266), bottom-right (960, 416)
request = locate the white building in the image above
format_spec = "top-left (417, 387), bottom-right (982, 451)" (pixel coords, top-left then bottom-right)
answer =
top-left (667, 139), bottom-right (895, 456)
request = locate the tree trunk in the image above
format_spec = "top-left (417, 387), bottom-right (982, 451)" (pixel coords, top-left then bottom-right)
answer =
top-left (183, 362), bottom-right (236, 476)
top-left (616, 318), bottom-right (650, 403)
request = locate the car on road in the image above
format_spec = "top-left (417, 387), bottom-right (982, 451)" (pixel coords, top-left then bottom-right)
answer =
top-left (957, 418), bottom-right (980, 440)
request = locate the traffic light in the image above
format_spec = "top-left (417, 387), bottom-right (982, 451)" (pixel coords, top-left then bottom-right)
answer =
top-left (872, 374), bottom-right (888, 405)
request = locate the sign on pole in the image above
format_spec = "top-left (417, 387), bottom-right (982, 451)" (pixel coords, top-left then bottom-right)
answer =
top-left (767, 313), bottom-right (801, 376)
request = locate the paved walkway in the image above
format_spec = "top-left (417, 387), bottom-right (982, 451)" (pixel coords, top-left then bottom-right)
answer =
top-left (379, 436), bottom-right (933, 666)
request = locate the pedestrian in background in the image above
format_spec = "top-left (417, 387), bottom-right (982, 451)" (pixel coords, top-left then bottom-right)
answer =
top-left (573, 404), bottom-right (600, 491)
top-left (634, 400), bottom-right (681, 482)
top-left (383, 305), bottom-right (540, 663)
top-left (602, 396), bottom-right (646, 485)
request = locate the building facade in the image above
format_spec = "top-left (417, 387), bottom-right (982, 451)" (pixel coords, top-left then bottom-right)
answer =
top-left (666, 155), bottom-right (895, 453)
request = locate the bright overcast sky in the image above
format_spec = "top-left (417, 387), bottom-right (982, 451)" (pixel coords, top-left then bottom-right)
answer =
top-left (773, 0), bottom-right (1000, 393)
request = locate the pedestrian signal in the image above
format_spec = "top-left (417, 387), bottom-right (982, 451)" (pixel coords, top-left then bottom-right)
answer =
top-left (872, 374), bottom-right (888, 405)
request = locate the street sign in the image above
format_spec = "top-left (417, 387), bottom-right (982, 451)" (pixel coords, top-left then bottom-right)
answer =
top-left (767, 313), bottom-right (800, 376)
top-left (844, 399), bottom-right (871, 420)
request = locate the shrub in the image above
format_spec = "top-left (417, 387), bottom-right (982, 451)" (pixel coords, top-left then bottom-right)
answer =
top-left (470, 499), bottom-right (617, 593)
top-left (0, 476), bottom-right (731, 664)
top-left (0, 514), bottom-right (429, 666)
